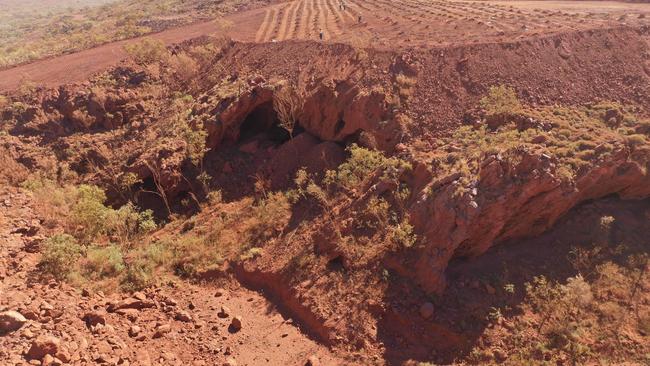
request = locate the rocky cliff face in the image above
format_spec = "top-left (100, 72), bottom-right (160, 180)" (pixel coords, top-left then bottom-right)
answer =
top-left (409, 145), bottom-right (650, 293)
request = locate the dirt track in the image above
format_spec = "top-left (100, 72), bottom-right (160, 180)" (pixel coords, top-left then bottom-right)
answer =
top-left (1, 0), bottom-right (650, 92)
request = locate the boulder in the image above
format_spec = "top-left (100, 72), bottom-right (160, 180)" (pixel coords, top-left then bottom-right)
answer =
top-left (419, 302), bottom-right (434, 319)
top-left (26, 335), bottom-right (60, 360)
top-left (217, 306), bottom-right (231, 318)
top-left (229, 316), bottom-right (242, 332)
top-left (82, 310), bottom-right (107, 328)
top-left (0, 310), bottom-right (27, 333)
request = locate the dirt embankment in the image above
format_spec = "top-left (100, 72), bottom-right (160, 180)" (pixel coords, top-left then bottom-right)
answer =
top-left (407, 25), bottom-right (650, 135)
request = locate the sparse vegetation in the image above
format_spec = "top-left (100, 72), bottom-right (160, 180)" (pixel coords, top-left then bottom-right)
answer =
top-left (273, 82), bottom-right (304, 136)
top-left (124, 38), bottom-right (170, 65)
top-left (39, 234), bottom-right (83, 281)
top-left (0, 0), bottom-right (259, 67)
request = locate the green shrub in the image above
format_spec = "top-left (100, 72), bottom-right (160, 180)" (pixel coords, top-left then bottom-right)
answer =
top-left (120, 259), bottom-right (154, 291)
top-left (106, 202), bottom-right (156, 244)
top-left (170, 235), bottom-right (221, 277)
top-left (39, 234), bottom-right (83, 280)
top-left (123, 38), bottom-right (169, 65)
top-left (248, 192), bottom-right (291, 244)
top-left (480, 85), bottom-right (522, 117)
top-left (81, 245), bottom-right (125, 279)
top-left (331, 144), bottom-right (411, 190)
top-left (71, 184), bottom-right (110, 242)
top-left (388, 220), bottom-right (417, 248)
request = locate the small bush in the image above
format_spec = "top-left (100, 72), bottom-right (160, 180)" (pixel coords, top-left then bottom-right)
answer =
top-left (106, 202), bottom-right (156, 245)
top-left (207, 190), bottom-right (223, 205)
top-left (248, 192), bottom-right (291, 244)
top-left (480, 85), bottom-right (522, 117)
top-left (124, 38), bottom-right (169, 65)
top-left (273, 82), bottom-right (303, 135)
top-left (396, 73), bottom-right (417, 99)
top-left (81, 245), bottom-right (125, 280)
top-left (121, 259), bottom-right (154, 291)
top-left (388, 220), bottom-right (417, 248)
top-left (70, 184), bottom-right (110, 242)
top-left (332, 144), bottom-right (411, 190)
top-left (169, 52), bottom-right (199, 82)
top-left (39, 234), bottom-right (83, 280)
top-left (626, 134), bottom-right (646, 148)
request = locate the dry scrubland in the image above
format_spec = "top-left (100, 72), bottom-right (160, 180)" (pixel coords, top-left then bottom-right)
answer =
top-left (0, 1), bottom-right (649, 365)
top-left (0, 0), bottom-right (266, 68)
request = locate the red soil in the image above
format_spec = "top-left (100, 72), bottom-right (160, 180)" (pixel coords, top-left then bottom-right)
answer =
top-left (1, 0), bottom-right (650, 92)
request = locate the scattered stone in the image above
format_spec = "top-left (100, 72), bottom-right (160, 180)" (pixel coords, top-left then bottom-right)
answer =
top-left (493, 348), bottom-right (508, 362)
top-left (0, 310), bottom-right (27, 333)
top-left (107, 297), bottom-right (155, 312)
top-left (419, 302), bottom-right (434, 319)
top-left (83, 310), bottom-right (107, 328)
top-left (163, 298), bottom-right (178, 307)
top-left (27, 335), bottom-right (60, 360)
top-left (115, 308), bottom-right (139, 321)
top-left (55, 349), bottom-right (71, 363)
top-left (175, 311), bottom-right (192, 322)
top-left (128, 325), bottom-right (141, 337)
top-left (214, 289), bottom-right (227, 297)
top-left (229, 316), bottom-right (242, 332)
top-left (305, 355), bottom-right (320, 366)
top-left (223, 357), bottom-right (237, 366)
top-left (133, 292), bottom-right (147, 301)
top-left (153, 324), bottom-right (171, 338)
top-left (22, 309), bottom-right (39, 321)
top-left (41, 354), bottom-right (55, 366)
top-left (218, 306), bottom-right (231, 318)
top-left (22, 328), bottom-right (35, 339)
top-left (135, 350), bottom-right (152, 366)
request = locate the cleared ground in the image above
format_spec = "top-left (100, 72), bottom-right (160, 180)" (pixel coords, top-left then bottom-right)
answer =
top-left (1, 0), bottom-right (649, 91)
top-left (230, 0), bottom-right (650, 46)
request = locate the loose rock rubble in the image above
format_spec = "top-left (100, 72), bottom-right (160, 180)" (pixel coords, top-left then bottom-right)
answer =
top-left (0, 187), bottom-right (339, 365)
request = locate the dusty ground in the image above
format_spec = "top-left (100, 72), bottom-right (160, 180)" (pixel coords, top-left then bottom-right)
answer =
top-left (0, 186), bottom-right (341, 365)
top-left (1, 0), bottom-right (650, 91)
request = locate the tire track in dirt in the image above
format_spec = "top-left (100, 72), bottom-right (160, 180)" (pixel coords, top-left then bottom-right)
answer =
top-left (296, 0), bottom-right (310, 38)
top-left (269, 5), bottom-right (289, 41)
top-left (326, 0), bottom-right (345, 25)
top-left (255, 8), bottom-right (274, 42)
top-left (338, 0), bottom-right (358, 23)
top-left (278, 0), bottom-right (299, 41)
top-left (290, 0), bottom-right (303, 39)
top-left (288, 0), bottom-right (303, 39)
top-left (321, 0), bottom-right (341, 39)
top-left (325, 0), bottom-right (346, 37)
top-left (307, 0), bottom-right (319, 39)
top-left (315, 0), bottom-right (331, 40)
top-left (263, 6), bottom-right (281, 42)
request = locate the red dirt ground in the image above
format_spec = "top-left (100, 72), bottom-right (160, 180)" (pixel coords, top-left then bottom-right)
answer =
top-left (1, 0), bottom-right (649, 92)
top-left (0, 186), bottom-right (342, 365)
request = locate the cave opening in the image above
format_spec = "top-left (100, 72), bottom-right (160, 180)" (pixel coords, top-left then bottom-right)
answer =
top-left (238, 101), bottom-right (293, 145)
top-left (237, 101), bottom-right (304, 146)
